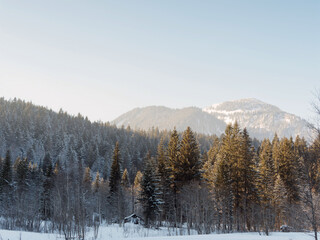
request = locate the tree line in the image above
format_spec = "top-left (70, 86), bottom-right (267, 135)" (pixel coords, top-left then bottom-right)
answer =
top-left (0, 97), bottom-right (319, 240)
top-left (0, 123), bottom-right (320, 239)
top-left (134, 123), bottom-right (320, 238)
top-left (0, 98), bottom-right (217, 182)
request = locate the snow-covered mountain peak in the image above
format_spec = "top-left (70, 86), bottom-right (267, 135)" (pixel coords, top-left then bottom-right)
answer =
top-left (202, 98), bottom-right (309, 139)
top-left (113, 98), bottom-right (310, 140)
top-left (203, 98), bottom-right (281, 114)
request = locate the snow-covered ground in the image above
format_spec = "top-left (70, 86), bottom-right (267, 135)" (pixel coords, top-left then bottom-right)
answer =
top-left (0, 224), bottom-right (317, 240)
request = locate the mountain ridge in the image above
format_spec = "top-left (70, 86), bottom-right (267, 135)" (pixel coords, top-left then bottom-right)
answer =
top-left (113, 99), bottom-right (310, 140)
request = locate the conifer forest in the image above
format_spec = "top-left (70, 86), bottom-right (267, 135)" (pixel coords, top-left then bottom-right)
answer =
top-left (0, 97), bottom-right (320, 240)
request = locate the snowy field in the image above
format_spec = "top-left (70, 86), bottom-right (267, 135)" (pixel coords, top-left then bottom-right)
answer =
top-left (0, 224), bottom-right (317, 240)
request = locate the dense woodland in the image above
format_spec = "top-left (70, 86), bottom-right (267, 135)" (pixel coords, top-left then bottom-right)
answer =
top-left (0, 98), bottom-right (320, 240)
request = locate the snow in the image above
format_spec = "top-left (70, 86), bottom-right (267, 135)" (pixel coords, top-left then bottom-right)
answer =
top-left (201, 98), bottom-right (310, 140)
top-left (0, 224), bottom-right (317, 240)
top-left (204, 109), bottom-right (244, 115)
top-left (126, 232), bottom-right (317, 240)
top-left (222, 116), bottom-right (236, 124)
top-left (0, 229), bottom-right (56, 240)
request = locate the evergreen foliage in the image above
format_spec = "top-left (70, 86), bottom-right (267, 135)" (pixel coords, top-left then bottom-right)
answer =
top-left (139, 155), bottom-right (162, 227)
top-left (168, 128), bottom-right (180, 191)
top-left (109, 142), bottom-right (121, 194)
top-left (277, 137), bottom-right (300, 204)
top-left (202, 137), bottom-right (220, 184)
top-left (258, 139), bottom-right (275, 204)
top-left (178, 127), bottom-right (201, 184)
top-left (0, 97), bottom-right (319, 236)
top-left (1, 150), bottom-right (12, 188)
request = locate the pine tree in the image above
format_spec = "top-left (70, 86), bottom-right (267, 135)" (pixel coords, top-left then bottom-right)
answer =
top-left (272, 133), bottom-right (280, 173)
top-left (42, 153), bottom-right (53, 178)
top-left (258, 138), bottom-right (275, 234)
top-left (213, 148), bottom-right (233, 233)
top-left (168, 128), bottom-right (180, 190)
top-left (157, 138), bottom-right (168, 186)
top-left (273, 174), bottom-right (287, 229)
top-left (0, 150), bottom-right (12, 189)
top-left (202, 137), bottom-right (220, 185)
top-left (294, 136), bottom-right (308, 179)
top-left (102, 156), bottom-right (109, 181)
top-left (109, 142), bottom-right (121, 194)
top-left (213, 124), bottom-right (236, 232)
top-left (139, 155), bottom-right (162, 227)
top-left (14, 157), bottom-right (28, 188)
top-left (277, 137), bottom-right (300, 204)
top-left (41, 153), bottom-right (53, 220)
top-left (178, 127), bottom-right (201, 184)
top-left (258, 139), bottom-right (275, 204)
top-left (237, 128), bottom-right (257, 231)
top-left (156, 138), bottom-right (173, 222)
top-left (309, 134), bottom-right (320, 192)
top-left (226, 122), bottom-right (242, 230)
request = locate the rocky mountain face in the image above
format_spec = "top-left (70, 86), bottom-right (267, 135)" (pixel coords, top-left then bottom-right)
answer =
top-left (113, 99), bottom-right (310, 140)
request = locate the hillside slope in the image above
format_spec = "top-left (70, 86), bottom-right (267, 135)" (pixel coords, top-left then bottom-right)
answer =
top-left (113, 99), bottom-right (310, 140)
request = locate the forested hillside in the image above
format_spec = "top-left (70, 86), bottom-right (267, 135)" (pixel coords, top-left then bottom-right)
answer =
top-left (0, 98), bottom-right (215, 179)
top-left (0, 98), bottom-right (319, 240)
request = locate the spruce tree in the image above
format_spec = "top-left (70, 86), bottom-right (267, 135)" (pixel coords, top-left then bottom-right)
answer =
top-left (156, 138), bottom-right (172, 222)
top-left (157, 138), bottom-right (168, 186)
top-left (14, 157), bottom-right (28, 188)
top-left (309, 134), bottom-right (320, 191)
top-left (42, 153), bottom-right (53, 178)
top-left (237, 128), bottom-right (257, 231)
top-left (109, 142), bottom-right (121, 194)
top-left (1, 150), bottom-right (12, 188)
top-left (294, 136), bottom-right (308, 179)
top-left (258, 138), bottom-right (275, 234)
top-left (258, 139), bottom-right (275, 204)
top-left (202, 137), bottom-right (220, 184)
top-left (108, 142), bottom-right (124, 222)
top-left (213, 124), bottom-right (236, 232)
top-left (139, 155), bottom-right (162, 227)
top-left (272, 133), bottom-right (280, 173)
top-left (277, 137), bottom-right (300, 204)
top-left (168, 128), bottom-right (180, 189)
top-left (273, 174), bottom-right (287, 229)
top-left (178, 127), bottom-right (201, 184)
top-left (227, 122), bottom-right (242, 229)
top-left (41, 153), bottom-right (53, 220)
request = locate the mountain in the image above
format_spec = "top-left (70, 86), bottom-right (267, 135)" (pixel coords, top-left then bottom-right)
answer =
top-left (203, 98), bottom-right (310, 140)
top-left (113, 99), bottom-right (310, 140)
top-left (113, 106), bottom-right (226, 135)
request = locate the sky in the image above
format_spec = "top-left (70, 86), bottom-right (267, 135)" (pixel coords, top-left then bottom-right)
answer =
top-left (0, 0), bottom-right (319, 122)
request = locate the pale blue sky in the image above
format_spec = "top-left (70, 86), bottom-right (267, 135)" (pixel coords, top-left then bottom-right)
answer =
top-left (0, 0), bottom-right (319, 122)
